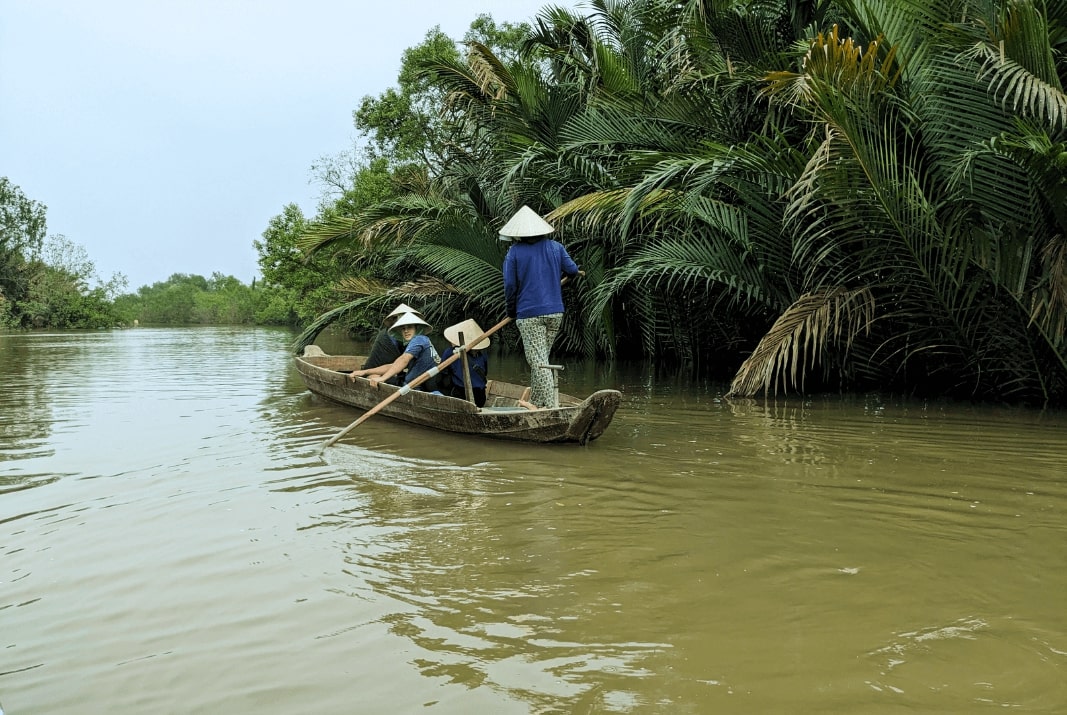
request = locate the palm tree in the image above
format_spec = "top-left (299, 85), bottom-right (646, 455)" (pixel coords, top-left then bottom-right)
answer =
top-left (729, 0), bottom-right (1067, 403)
top-left (536, 0), bottom-right (829, 367)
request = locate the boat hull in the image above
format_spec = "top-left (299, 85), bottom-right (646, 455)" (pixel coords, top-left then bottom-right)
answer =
top-left (294, 351), bottom-right (620, 444)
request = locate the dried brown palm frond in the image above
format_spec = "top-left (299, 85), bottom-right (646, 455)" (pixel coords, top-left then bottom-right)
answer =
top-left (336, 274), bottom-right (466, 307)
top-left (333, 275), bottom-right (463, 302)
top-left (465, 41), bottom-right (512, 101)
top-left (391, 275), bottom-right (463, 297)
top-left (335, 276), bottom-right (392, 297)
top-left (726, 287), bottom-right (875, 397)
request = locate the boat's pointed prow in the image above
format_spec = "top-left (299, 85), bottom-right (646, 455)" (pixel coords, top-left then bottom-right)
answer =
top-left (566, 389), bottom-right (623, 444)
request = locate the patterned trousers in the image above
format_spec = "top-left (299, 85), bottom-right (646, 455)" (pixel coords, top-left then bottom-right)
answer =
top-left (516, 313), bottom-right (563, 408)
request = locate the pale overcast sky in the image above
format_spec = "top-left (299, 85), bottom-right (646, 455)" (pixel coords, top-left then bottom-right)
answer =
top-left (2, 0), bottom-right (561, 290)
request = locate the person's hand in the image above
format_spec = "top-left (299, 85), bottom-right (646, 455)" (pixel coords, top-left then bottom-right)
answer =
top-left (349, 370), bottom-right (364, 381)
top-left (369, 375), bottom-right (383, 387)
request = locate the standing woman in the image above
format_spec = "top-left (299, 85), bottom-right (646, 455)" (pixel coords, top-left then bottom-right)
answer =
top-left (501, 206), bottom-right (580, 409)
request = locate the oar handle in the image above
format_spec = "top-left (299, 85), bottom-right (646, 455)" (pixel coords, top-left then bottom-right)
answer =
top-left (321, 316), bottom-right (512, 449)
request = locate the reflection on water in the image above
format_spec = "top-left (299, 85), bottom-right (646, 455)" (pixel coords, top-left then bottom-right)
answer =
top-left (0, 335), bottom-right (57, 484)
top-left (1, 327), bottom-right (1065, 713)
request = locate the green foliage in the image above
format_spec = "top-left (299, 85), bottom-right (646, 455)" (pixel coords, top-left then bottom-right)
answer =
top-left (20, 270), bottom-right (121, 329)
top-left (114, 272), bottom-right (262, 325)
top-left (464, 14), bottom-right (533, 64)
top-left (354, 27), bottom-right (462, 169)
top-left (746, 2), bottom-right (1067, 403)
top-left (0, 177), bottom-right (48, 325)
top-left (0, 186), bottom-right (131, 328)
top-left (254, 203), bottom-right (348, 325)
top-left (283, 1), bottom-right (1067, 405)
top-left (352, 17), bottom-right (533, 174)
top-left (30, 4), bottom-right (1067, 401)
top-left (18, 235), bottom-right (128, 328)
top-left (1, 179), bottom-right (290, 331)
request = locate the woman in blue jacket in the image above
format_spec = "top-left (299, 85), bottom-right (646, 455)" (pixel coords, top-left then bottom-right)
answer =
top-left (501, 206), bottom-right (580, 409)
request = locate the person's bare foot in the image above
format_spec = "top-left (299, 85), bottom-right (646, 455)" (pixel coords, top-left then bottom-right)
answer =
top-left (517, 399), bottom-right (539, 411)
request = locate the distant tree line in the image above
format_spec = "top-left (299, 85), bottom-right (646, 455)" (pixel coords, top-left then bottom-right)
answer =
top-left (0, 176), bottom-right (299, 329)
top-left (113, 273), bottom-right (273, 325)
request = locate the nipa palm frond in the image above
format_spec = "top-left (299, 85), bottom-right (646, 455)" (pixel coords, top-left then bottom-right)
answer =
top-left (335, 276), bottom-right (394, 297)
top-left (407, 243), bottom-right (505, 307)
top-left (963, 42), bottom-right (1067, 133)
top-left (1032, 237), bottom-right (1067, 354)
top-left (726, 287), bottom-right (875, 397)
top-left (390, 275), bottom-right (463, 298)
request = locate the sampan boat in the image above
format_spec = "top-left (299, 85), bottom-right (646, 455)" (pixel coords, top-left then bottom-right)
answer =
top-left (295, 347), bottom-right (621, 444)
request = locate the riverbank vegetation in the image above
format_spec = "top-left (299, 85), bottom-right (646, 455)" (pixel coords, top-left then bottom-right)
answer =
top-left (1, 178), bottom-right (127, 329)
top-left (288, 0), bottom-right (1067, 406)
top-left (4, 1), bottom-right (1065, 406)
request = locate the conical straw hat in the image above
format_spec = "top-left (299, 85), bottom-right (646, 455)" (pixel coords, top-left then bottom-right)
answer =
top-left (498, 205), bottom-right (554, 240)
top-left (383, 302), bottom-right (423, 326)
top-left (390, 312), bottom-right (432, 332)
top-left (444, 318), bottom-right (490, 349)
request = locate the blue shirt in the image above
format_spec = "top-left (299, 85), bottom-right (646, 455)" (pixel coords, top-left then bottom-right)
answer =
top-left (402, 334), bottom-right (441, 386)
top-left (441, 346), bottom-right (488, 389)
top-left (503, 238), bottom-right (579, 319)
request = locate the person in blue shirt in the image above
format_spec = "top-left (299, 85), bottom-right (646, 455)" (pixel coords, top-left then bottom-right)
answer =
top-left (348, 312), bottom-right (442, 390)
top-left (440, 318), bottom-right (490, 407)
top-left (361, 302), bottom-right (424, 385)
top-left (501, 206), bottom-right (581, 409)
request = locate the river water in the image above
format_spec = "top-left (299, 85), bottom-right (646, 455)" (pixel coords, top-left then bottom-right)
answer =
top-left (1, 327), bottom-right (1065, 714)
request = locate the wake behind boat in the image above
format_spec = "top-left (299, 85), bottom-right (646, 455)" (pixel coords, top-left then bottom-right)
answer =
top-left (295, 346), bottom-right (621, 444)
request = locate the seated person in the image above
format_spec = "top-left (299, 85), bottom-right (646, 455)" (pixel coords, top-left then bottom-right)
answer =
top-left (349, 312), bottom-right (442, 390)
top-left (361, 302), bottom-right (425, 385)
top-left (440, 318), bottom-right (489, 407)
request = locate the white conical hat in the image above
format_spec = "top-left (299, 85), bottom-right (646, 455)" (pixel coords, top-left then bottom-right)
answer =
top-left (498, 205), bottom-right (554, 240)
top-left (390, 311), bottom-right (432, 331)
top-left (383, 302), bottom-right (423, 326)
top-left (443, 318), bottom-right (490, 349)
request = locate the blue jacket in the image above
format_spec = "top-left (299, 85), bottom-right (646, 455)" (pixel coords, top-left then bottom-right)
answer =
top-left (503, 238), bottom-right (579, 319)
top-left (441, 346), bottom-right (488, 389)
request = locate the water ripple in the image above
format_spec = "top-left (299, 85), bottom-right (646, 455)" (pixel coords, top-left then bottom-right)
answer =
top-left (3, 329), bottom-right (1066, 713)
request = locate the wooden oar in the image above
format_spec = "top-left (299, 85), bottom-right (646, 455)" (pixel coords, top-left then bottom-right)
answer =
top-left (321, 316), bottom-right (512, 450)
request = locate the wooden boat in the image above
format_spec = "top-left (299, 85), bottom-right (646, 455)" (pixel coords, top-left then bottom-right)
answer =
top-left (295, 347), bottom-right (621, 444)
